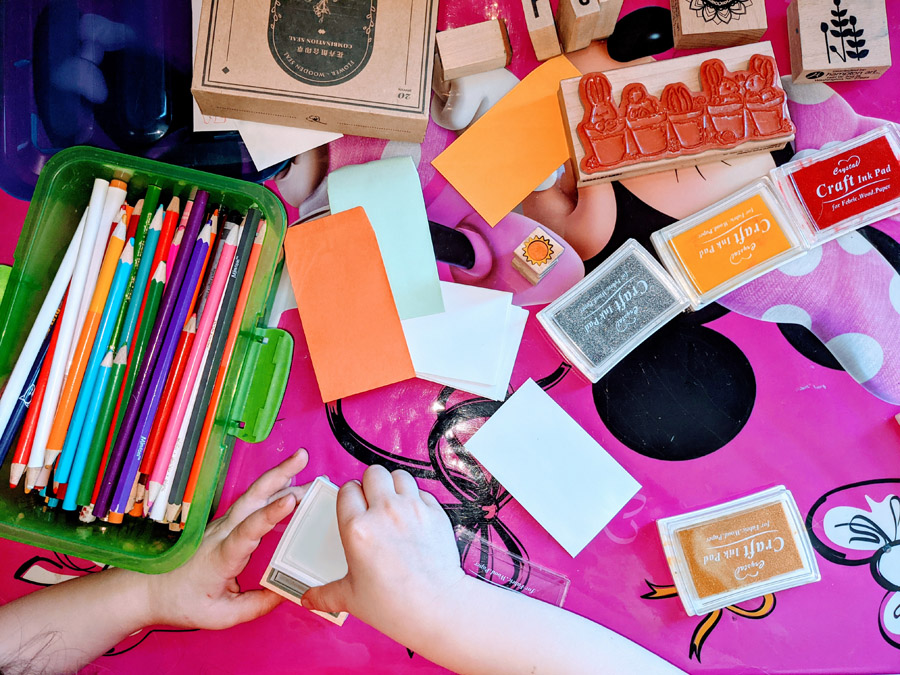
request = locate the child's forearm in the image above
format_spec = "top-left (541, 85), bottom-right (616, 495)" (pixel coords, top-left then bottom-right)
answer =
top-left (389, 575), bottom-right (685, 675)
top-left (0, 567), bottom-right (153, 675)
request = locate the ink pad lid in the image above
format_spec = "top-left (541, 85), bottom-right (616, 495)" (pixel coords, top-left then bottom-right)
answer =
top-left (770, 125), bottom-right (900, 246)
top-left (537, 239), bottom-right (688, 382)
top-left (650, 178), bottom-right (807, 310)
top-left (657, 486), bottom-right (821, 617)
top-left (260, 476), bottom-right (349, 624)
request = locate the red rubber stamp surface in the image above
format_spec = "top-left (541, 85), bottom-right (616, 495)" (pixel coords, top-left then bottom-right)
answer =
top-left (576, 55), bottom-right (794, 174)
top-left (788, 135), bottom-right (900, 231)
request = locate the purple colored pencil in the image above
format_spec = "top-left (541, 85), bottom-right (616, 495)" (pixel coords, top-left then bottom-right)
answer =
top-left (94, 190), bottom-right (210, 517)
top-left (109, 225), bottom-right (211, 514)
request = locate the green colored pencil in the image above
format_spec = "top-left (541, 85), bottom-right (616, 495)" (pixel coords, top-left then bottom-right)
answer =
top-left (75, 345), bottom-right (128, 506)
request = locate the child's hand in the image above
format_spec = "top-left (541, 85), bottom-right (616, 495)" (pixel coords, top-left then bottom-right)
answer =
top-left (145, 449), bottom-right (311, 630)
top-left (301, 464), bottom-right (465, 635)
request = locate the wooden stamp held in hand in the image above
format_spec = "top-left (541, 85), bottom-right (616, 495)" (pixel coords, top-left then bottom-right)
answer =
top-left (787, 0), bottom-right (891, 83)
top-left (557, 0), bottom-right (602, 53)
top-left (435, 20), bottom-right (512, 82)
top-left (670, 0), bottom-right (767, 50)
top-left (512, 227), bottom-right (565, 285)
top-left (522, 0), bottom-right (562, 61)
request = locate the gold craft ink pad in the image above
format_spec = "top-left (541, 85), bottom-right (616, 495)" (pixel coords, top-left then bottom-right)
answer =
top-left (657, 486), bottom-right (820, 616)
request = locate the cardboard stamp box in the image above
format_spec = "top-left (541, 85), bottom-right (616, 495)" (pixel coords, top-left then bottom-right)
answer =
top-left (192, 0), bottom-right (438, 142)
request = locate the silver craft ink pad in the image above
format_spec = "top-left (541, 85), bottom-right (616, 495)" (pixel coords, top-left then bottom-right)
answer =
top-left (537, 239), bottom-right (689, 381)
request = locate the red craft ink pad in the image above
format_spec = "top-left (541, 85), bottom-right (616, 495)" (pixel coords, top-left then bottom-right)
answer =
top-left (771, 125), bottom-right (900, 246)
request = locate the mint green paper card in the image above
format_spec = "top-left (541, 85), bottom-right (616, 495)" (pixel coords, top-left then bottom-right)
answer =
top-left (327, 156), bottom-right (444, 320)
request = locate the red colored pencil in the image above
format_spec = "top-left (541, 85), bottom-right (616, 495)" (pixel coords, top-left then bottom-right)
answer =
top-left (126, 199), bottom-right (143, 241)
top-left (138, 315), bottom-right (197, 478)
top-left (9, 295), bottom-right (67, 489)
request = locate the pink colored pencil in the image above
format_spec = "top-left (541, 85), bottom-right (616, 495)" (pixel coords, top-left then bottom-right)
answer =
top-left (146, 227), bottom-right (238, 505)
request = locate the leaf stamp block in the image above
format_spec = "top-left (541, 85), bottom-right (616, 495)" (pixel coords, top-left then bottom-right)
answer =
top-left (788, 0), bottom-right (891, 83)
top-left (558, 42), bottom-right (795, 187)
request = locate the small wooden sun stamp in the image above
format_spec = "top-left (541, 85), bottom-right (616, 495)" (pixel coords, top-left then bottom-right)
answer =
top-left (512, 227), bottom-right (565, 285)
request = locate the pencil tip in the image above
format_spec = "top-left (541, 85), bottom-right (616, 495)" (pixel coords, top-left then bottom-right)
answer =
top-left (114, 345), bottom-right (128, 364)
top-left (121, 239), bottom-right (135, 264)
top-left (186, 314), bottom-right (197, 332)
top-left (151, 207), bottom-right (164, 228)
top-left (167, 195), bottom-right (180, 211)
top-left (134, 198), bottom-right (144, 214)
top-left (154, 261), bottom-right (166, 280)
top-left (256, 220), bottom-right (267, 242)
top-left (112, 219), bottom-right (127, 239)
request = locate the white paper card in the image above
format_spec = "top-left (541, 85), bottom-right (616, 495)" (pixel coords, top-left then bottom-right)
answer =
top-left (236, 119), bottom-right (341, 170)
top-left (464, 379), bottom-right (641, 557)
top-left (402, 283), bottom-right (527, 400)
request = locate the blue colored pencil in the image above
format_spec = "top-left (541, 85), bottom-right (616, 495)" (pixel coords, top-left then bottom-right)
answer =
top-left (109, 225), bottom-right (211, 516)
top-left (92, 191), bottom-right (209, 517)
top-left (62, 348), bottom-right (116, 511)
top-left (0, 318), bottom-right (57, 466)
top-left (54, 240), bottom-right (134, 486)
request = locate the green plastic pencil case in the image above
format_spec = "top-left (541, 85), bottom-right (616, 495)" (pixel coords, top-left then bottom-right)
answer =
top-left (0, 146), bottom-right (292, 573)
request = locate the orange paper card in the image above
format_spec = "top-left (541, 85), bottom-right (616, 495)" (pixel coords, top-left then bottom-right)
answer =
top-left (668, 193), bottom-right (792, 294)
top-left (432, 56), bottom-right (581, 227)
top-left (285, 207), bottom-right (415, 402)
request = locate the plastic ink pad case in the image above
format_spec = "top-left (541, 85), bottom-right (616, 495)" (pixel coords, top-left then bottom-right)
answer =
top-left (657, 486), bottom-right (821, 616)
top-left (650, 178), bottom-right (807, 310)
top-left (537, 239), bottom-right (688, 382)
top-left (261, 476), bottom-right (349, 625)
top-left (770, 124), bottom-right (900, 246)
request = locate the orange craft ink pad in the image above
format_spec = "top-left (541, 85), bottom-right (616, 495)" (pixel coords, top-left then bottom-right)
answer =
top-left (657, 486), bottom-right (820, 616)
top-left (651, 178), bottom-right (807, 309)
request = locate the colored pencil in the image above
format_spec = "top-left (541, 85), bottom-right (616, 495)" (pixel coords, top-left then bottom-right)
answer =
top-left (92, 188), bottom-right (208, 517)
top-left (165, 227), bottom-right (184, 285)
top-left (150, 353), bottom-right (206, 523)
top-left (127, 197), bottom-right (181, 364)
top-left (70, 179), bottom-right (127, 339)
top-left (75, 341), bottom-right (128, 507)
top-left (167, 217), bottom-right (256, 517)
top-left (89, 204), bottom-right (163, 479)
top-left (53, 240), bottom-right (134, 485)
top-left (147, 226), bottom-right (239, 508)
top-left (188, 212), bottom-right (218, 314)
top-left (0, 306), bottom-right (60, 467)
top-left (107, 224), bottom-right (211, 516)
top-left (27, 178), bottom-right (108, 490)
top-left (196, 218), bottom-right (232, 319)
top-left (127, 199), bottom-right (143, 241)
top-left (139, 315), bottom-right (197, 480)
top-left (43, 217), bottom-right (127, 474)
top-left (10, 295), bottom-right (67, 488)
top-left (61, 348), bottom-right (114, 511)
top-left (182, 219), bottom-right (265, 521)
top-left (5, 210), bottom-right (86, 487)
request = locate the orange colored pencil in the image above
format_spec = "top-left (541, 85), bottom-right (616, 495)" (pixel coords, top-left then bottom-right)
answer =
top-left (138, 315), bottom-right (197, 478)
top-left (10, 294), bottom-right (67, 488)
top-left (42, 217), bottom-right (127, 471)
top-left (181, 220), bottom-right (266, 521)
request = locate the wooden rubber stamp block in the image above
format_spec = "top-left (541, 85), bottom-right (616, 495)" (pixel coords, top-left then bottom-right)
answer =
top-left (435, 20), bottom-right (512, 82)
top-left (522, 0), bottom-right (562, 61)
top-left (512, 227), bottom-right (565, 284)
top-left (671, 0), bottom-right (767, 49)
top-left (557, 0), bottom-right (602, 53)
top-left (594, 0), bottom-right (625, 41)
top-left (788, 0), bottom-right (891, 83)
top-left (558, 42), bottom-right (795, 187)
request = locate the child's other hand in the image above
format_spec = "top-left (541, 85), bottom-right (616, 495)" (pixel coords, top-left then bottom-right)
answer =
top-left (145, 449), bottom-right (310, 629)
top-left (301, 464), bottom-right (464, 634)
